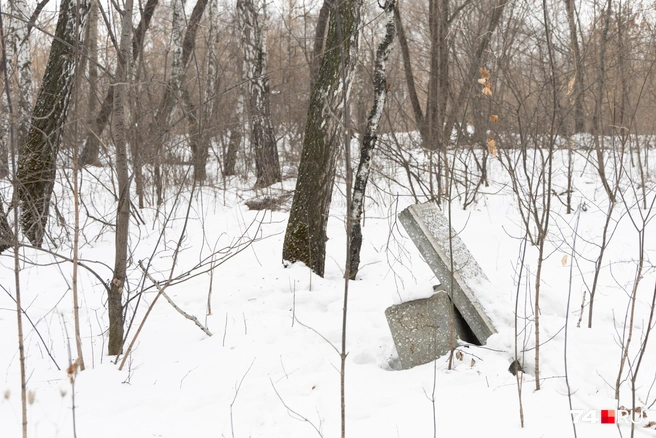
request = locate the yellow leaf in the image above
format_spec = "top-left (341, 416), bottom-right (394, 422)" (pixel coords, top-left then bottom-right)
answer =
top-left (561, 254), bottom-right (568, 266)
top-left (490, 114), bottom-right (499, 123)
top-left (477, 78), bottom-right (487, 85)
top-left (487, 137), bottom-right (497, 157)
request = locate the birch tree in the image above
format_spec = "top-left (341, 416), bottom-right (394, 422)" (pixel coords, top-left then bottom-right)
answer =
top-left (282, 0), bottom-right (362, 277)
top-left (0, 0), bottom-right (33, 178)
top-left (16, 0), bottom-right (88, 246)
top-left (238, 0), bottom-right (281, 187)
top-left (349, 0), bottom-right (396, 279)
top-left (149, 0), bottom-right (187, 205)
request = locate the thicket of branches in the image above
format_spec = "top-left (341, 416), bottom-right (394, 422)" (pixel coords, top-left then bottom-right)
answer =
top-left (1, 0), bottom-right (656, 435)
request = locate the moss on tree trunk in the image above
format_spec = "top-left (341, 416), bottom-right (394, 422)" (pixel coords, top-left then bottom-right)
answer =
top-left (282, 0), bottom-right (361, 277)
top-left (17, 0), bottom-right (88, 246)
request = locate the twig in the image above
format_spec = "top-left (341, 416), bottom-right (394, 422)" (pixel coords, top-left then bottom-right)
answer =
top-left (564, 208), bottom-right (581, 438)
top-left (269, 377), bottom-right (323, 437)
top-left (230, 359), bottom-right (256, 438)
top-left (139, 262), bottom-right (212, 336)
top-left (0, 284), bottom-right (61, 370)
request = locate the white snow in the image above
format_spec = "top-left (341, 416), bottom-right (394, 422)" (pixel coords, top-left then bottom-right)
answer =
top-left (1, 143), bottom-right (655, 437)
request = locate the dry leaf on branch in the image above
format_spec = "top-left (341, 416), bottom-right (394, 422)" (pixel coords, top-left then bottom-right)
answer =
top-left (490, 114), bottom-right (499, 123)
top-left (561, 254), bottom-right (568, 266)
top-left (487, 137), bottom-right (497, 157)
top-left (455, 350), bottom-right (464, 361)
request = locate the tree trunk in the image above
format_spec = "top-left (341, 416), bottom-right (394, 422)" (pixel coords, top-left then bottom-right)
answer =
top-left (282, 0), bottom-right (362, 277)
top-left (79, 0), bottom-right (159, 166)
top-left (16, 0), bottom-right (88, 246)
top-left (592, 0), bottom-right (614, 203)
top-left (108, 0), bottom-right (133, 356)
top-left (427, 0), bottom-right (449, 151)
top-left (83, 0), bottom-right (99, 165)
top-left (1, 0), bottom-right (33, 178)
top-left (178, 0), bottom-right (210, 182)
top-left (310, 0), bottom-right (330, 89)
top-left (148, 0), bottom-right (187, 206)
top-left (197, 0), bottom-right (220, 182)
top-left (564, 0), bottom-right (585, 133)
top-left (394, 4), bottom-right (428, 143)
top-left (0, 196), bottom-right (13, 253)
top-left (349, 0), bottom-right (396, 280)
top-left (238, 0), bottom-right (281, 187)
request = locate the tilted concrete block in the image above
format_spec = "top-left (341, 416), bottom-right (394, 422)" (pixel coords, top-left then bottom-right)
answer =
top-left (398, 203), bottom-right (496, 344)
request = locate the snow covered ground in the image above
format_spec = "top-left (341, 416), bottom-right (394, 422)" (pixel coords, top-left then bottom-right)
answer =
top-left (1, 144), bottom-right (655, 437)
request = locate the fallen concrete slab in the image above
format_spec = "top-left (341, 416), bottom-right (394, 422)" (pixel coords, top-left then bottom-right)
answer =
top-left (385, 287), bottom-right (476, 369)
top-left (398, 202), bottom-right (497, 344)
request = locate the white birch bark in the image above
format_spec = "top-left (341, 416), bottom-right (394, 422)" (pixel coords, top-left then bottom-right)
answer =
top-left (282, 0), bottom-right (362, 276)
top-left (237, 0), bottom-right (281, 186)
top-left (348, 0), bottom-right (396, 279)
top-left (1, 0), bottom-right (33, 177)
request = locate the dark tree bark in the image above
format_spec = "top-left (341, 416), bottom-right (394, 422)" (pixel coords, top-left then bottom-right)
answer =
top-left (349, 0), bottom-right (396, 280)
top-left (592, 0), bottom-right (614, 203)
top-left (83, 0), bottom-right (99, 165)
top-left (310, 0), bottom-right (330, 89)
top-left (108, 0), bottom-right (133, 356)
top-left (238, 0), bottom-right (281, 187)
top-left (394, 4), bottom-right (428, 143)
top-left (16, 0), bottom-right (88, 246)
top-left (427, 0), bottom-right (449, 151)
top-left (282, 0), bottom-right (362, 277)
top-left (79, 0), bottom-right (159, 166)
top-left (564, 0), bottom-right (585, 133)
top-left (179, 0), bottom-right (210, 182)
top-left (224, 113), bottom-right (241, 177)
top-left (0, 198), bottom-right (13, 253)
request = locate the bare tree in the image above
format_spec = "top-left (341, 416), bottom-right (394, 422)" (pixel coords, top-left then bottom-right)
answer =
top-left (179, 0), bottom-right (211, 182)
top-left (107, 0), bottom-right (134, 356)
top-left (282, 0), bottom-right (362, 277)
top-left (0, 0), bottom-right (33, 178)
top-left (238, 0), bottom-right (281, 187)
top-left (349, 0), bottom-right (396, 280)
top-left (16, 0), bottom-right (89, 246)
top-left (563, 0), bottom-right (585, 133)
top-left (78, 0), bottom-right (160, 167)
top-left (310, 0), bottom-right (330, 88)
top-left (83, 0), bottom-right (99, 166)
top-left (0, 6), bottom-right (28, 435)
